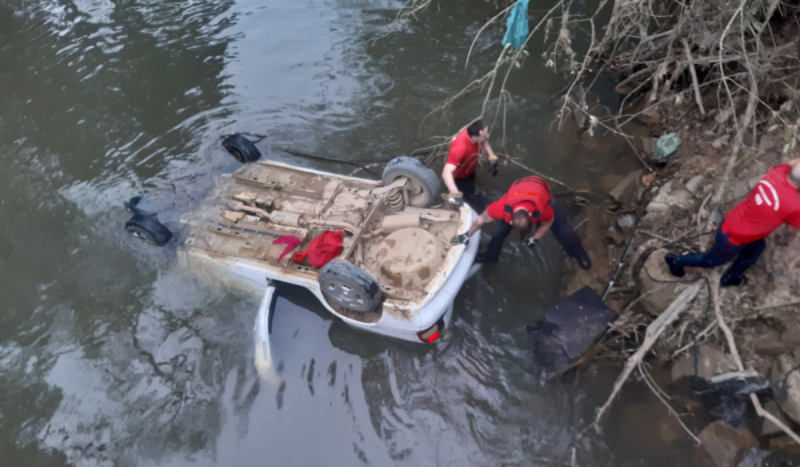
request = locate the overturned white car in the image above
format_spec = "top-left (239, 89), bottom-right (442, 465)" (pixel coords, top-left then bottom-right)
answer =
top-left (126, 135), bottom-right (479, 355)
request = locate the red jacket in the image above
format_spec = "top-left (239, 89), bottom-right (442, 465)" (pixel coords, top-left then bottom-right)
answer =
top-left (487, 176), bottom-right (554, 224)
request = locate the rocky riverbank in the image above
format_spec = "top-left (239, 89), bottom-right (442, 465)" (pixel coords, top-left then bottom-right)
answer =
top-left (558, 99), bottom-right (800, 466)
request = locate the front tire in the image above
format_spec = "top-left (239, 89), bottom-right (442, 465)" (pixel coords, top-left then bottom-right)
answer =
top-left (319, 261), bottom-right (382, 314)
top-left (382, 156), bottom-right (440, 208)
top-left (222, 134), bottom-right (262, 163)
top-left (125, 215), bottom-right (172, 246)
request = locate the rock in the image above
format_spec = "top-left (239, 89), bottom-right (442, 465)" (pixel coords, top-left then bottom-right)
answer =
top-left (686, 175), bottom-right (706, 196)
top-left (646, 180), bottom-right (695, 214)
top-left (636, 250), bottom-right (684, 316)
top-left (754, 337), bottom-right (788, 358)
top-left (598, 173), bottom-right (625, 192)
top-left (769, 434), bottom-right (800, 455)
top-left (640, 107), bottom-right (663, 125)
top-left (640, 137), bottom-right (659, 157)
top-left (604, 403), bottom-right (689, 461)
top-left (759, 135), bottom-right (778, 152)
top-left (605, 225), bottom-right (625, 246)
top-left (616, 214), bottom-right (636, 235)
top-left (775, 354), bottom-right (800, 424)
top-left (697, 420), bottom-right (758, 467)
top-left (609, 169), bottom-right (643, 206)
top-left (726, 176), bottom-right (762, 202)
top-left (781, 323), bottom-right (800, 349)
top-left (671, 345), bottom-right (737, 382)
top-left (759, 400), bottom-right (790, 437)
top-left (712, 135), bottom-right (730, 149)
top-left (635, 250), bottom-right (699, 316)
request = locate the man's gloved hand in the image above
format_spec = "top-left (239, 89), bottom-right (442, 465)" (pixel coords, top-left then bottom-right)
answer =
top-left (525, 237), bottom-right (537, 249)
top-left (489, 159), bottom-right (498, 177)
top-left (447, 193), bottom-right (464, 208)
top-left (450, 233), bottom-right (470, 245)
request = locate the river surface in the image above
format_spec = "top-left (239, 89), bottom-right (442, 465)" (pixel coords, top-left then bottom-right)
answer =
top-left (0, 0), bottom-right (684, 466)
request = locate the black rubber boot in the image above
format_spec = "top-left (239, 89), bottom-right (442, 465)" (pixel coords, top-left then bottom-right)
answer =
top-left (664, 254), bottom-right (686, 278)
top-left (720, 272), bottom-right (748, 287)
top-left (578, 252), bottom-right (591, 270)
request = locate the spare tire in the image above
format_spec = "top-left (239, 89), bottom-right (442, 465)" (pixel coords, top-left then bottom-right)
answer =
top-left (222, 134), bottom-right (261, 163)
top-left (125, 215), bottom-right (173, 246)
top-left (319, 261), bottom-right (382, 314)
top-left (382, 156), bottom-right (440, 208)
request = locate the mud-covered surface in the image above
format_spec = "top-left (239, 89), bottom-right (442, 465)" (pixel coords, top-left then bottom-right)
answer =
top-left (181, 161), bottom-right (463, 310)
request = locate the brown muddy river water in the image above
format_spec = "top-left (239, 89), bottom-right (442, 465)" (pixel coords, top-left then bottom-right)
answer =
top-left (0, 0), bottom-right (685, 466)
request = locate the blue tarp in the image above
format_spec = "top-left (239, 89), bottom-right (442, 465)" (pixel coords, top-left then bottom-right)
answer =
top-left (502, 0), bottom-right (530, 49)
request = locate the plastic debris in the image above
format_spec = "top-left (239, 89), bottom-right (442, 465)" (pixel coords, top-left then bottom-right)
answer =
top-left (502, 0), bottom-right (530, 49)
top-left (652, 132), bottom-right (681, 161)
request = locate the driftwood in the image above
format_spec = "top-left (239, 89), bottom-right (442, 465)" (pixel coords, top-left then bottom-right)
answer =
top-left (592, 282), bottom-right (703, 429)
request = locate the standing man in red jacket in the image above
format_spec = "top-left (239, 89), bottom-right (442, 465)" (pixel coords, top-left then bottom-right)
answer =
top-left (442, 120), bottom-right (498, 213)
top-left (665, 161), bottom-right (800, 286)
top-left (452, 176), bottom-right (591, 268)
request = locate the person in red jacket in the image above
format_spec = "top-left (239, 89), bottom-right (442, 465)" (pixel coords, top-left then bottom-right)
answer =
top-left (665, 161), bottom-right (800, 286)
top-left (442, 120), bottom-right (498, 213)
top-left (452, 176), bottom-right (591, 268)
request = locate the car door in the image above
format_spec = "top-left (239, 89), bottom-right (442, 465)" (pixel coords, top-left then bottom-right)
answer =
top-left (254, 280), bottom-right (279, 382)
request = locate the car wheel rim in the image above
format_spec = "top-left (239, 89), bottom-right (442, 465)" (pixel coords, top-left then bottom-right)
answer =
top-left (326, 280), bottom-right (367, 311)
top-left (130, 229), bottom-right (159, 246)
top-left (229, 148), bottom-right (244, 162)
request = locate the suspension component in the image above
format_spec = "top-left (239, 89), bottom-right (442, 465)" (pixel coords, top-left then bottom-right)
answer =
top-left (386, 188), bottom-right (405, 212)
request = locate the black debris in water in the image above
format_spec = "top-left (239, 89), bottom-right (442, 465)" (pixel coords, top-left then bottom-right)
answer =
top-left (709, 370), bottom-right (771, 398)
top-left (527, 286), bottom-right (617, 375)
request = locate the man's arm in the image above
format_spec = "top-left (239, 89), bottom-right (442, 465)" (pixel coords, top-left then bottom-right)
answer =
top-left (786, 158), bottom-right (800, 166)
top-left (532, 217), bottom-right (554, 240)
top-left (483, 140), bottom-right (497, 161)
top-left (466, 211), bottom-right (492, 236)
top-left (442, 164), bottom-right (460, 194)
top-left (452, 211), bottom-right (492, 245)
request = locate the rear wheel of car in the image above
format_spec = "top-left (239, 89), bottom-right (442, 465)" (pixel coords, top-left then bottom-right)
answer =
top-left (319, 261), bottom-right (382, 314)
top-left (125, 215), bottom-right (173, 246)
top-left (222, 134), bottom-right (261, 163)
top-left (382, 156), bottom-right (440, 208)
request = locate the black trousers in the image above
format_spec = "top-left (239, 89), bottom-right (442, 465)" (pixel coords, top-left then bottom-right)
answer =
top-left (481, 196), bottom-right (587, 263)
top-left (454, 172), bottom-right (488, 214)
top-left (672, 223), bottom-right (766, 276)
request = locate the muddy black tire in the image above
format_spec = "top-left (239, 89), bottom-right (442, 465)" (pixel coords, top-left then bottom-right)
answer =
top-left (382, 156), bottom-right (440, 208)
top-left (222, 134), bottom-right (261, 163)
top-left (319, 261), bottom-right (382, 314)
top-left (125, 215), bottom-right (173, 246)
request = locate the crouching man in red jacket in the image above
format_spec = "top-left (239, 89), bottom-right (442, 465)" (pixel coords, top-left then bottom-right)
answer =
top-left (665, 161), bottom-right (800, 286)
top-left (452, 176), bottom-right (591, 268)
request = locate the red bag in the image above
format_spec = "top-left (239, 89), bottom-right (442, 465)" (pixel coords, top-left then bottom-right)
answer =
top-left (293, 230), bottom-right (344, 268)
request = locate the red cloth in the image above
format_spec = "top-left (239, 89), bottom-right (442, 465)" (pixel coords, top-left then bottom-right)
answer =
top-left (723, 164), bottom-right (800, 244)
top-left (293, 230), bottom-right (344, 268)
top-left (272, 235), bottom-right (301, 262)
top-left (486, 177), bottom-right (554, 224)
top-left (446, 129), bottom-right (481, 179)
